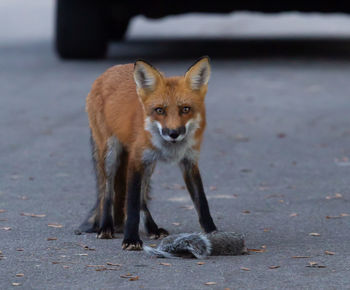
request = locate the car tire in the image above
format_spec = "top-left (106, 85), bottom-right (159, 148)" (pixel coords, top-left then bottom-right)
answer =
top-left (55, 0), bottom-right (108, 59)
top-left (110, 19), bottom-right (129, 41)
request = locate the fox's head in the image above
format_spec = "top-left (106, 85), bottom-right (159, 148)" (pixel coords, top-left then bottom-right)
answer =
top-left (134, 57), bottom-right (210, 147)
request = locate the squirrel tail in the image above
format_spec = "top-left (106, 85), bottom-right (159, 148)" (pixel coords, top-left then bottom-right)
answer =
top-left (143, 245), bottom-right (177, 258)
top-left (143, 233), bottom-right (212, 259)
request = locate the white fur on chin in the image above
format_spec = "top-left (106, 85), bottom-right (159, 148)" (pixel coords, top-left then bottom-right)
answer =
top-left (143, 114), bottom-right (201, 164)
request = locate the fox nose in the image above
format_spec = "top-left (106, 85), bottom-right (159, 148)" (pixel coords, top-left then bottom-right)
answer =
top-left (162, 126), bottom-right (186, 140)
top-left (169, 130), bottom-right (180, 139)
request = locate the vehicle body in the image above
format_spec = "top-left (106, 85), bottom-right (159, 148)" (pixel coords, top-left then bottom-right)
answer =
top-left (55, 1), bottom-right (350, 58)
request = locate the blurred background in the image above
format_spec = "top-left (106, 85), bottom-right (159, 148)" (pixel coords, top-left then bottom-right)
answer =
top-left (1, 1), bottom-right (350, 289)
top-left (3, 0), bottom-right (350, 58)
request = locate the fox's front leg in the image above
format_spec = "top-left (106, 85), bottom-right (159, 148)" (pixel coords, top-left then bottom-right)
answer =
top-left (122, 162), bottom-right (143, 250)
top-left (180, 158), bottom-right (217, 233)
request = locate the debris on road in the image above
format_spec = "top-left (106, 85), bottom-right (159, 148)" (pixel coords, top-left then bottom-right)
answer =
top-left (309, 233), bottom-right (320, 237)
top-left (106, 262), bottom-right (122, 267)
top-left (204, 282), bottom-right (217, 285)
top-left (20, 212), bottom-right (46, 218)
top-left (325, 213), bottom-right (349, 219)
top-left (95, 267), bottom-right (119, 272)
top-left (78, 243), bottom-right (95, 251)
top-left (120, 273), bottom-right (139, 281)
top-left (326, 193), bottom-right (343, 200)
top-left (306, 262), bottom-right (326, 268)
top-left (47, 223), bottom-right (63, 228)
top-left (180, 205), bottom-right (194, 210)
top-left (248, 248), bottom-right (266, 253)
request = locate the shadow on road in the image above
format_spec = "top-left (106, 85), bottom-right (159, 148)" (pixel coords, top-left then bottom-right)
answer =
top-left (2, 37), bottom-right (350, 62)
top-left (109, 37), bottom-right (350, 60)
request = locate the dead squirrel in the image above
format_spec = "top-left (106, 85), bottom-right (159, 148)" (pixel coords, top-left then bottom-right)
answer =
top-left (143, 231), bottom-right (247, 259)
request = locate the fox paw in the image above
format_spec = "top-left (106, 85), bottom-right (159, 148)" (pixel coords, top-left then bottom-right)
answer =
top-left (122, 238), bottom-right (143, 251)
top-left (97, 227), bottom-right (114, 239)
top-left (149, 228), bottom-right (169, 240)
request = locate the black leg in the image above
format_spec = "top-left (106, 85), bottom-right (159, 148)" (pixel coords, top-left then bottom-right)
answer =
top-left (141, 202), bottom-right (169, 239)
top-left (140, 164), bottom-right (169, 239)
top-left (180, 159), bottom-right (217, 233)
top-left (122, 168), bottom-right (143, 250)
top-left (113, 150), bottom-right (128, 233)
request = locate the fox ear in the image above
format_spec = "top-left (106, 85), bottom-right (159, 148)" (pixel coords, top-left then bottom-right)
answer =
top-left (134, 60), bottom-right (163, 93)
top-left (185, 56), bottom-right (211, 90)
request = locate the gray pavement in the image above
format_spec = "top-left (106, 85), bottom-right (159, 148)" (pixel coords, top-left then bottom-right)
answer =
top-left (2, 3), bottom-right (350, 290)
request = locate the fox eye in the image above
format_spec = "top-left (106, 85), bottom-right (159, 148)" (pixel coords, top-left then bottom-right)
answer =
top-left (155, 107), bottom-right (165, 115)
top-left (182, 106), bottom-right (191, 114)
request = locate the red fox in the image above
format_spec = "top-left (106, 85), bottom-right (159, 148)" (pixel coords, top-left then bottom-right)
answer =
top-left (79, 56), bottom-right (217, 250)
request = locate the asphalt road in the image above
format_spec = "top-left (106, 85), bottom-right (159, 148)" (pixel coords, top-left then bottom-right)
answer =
top-left (2, 5), bottom-right (350, 290)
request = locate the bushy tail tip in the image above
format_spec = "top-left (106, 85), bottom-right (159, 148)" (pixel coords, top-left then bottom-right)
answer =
top-left (143, 246), bottom-right (176, 258)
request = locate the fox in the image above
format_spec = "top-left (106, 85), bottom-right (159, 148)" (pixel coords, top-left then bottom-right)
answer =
top-left (79, 56), bottom-right (217, 250)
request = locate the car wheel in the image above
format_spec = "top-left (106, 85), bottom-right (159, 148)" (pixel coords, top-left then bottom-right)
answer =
top-left (55, 0), bottom-right (108, 59)
top-left (110, 19), bottom-right (129, 41)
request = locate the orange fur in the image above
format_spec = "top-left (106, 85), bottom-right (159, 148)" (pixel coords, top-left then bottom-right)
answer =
top-left (86, 60), bottom-right (208, 166)
top-left (83, 57), bottom-right (214, 247)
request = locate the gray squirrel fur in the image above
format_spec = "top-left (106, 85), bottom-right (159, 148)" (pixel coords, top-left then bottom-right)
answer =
top-left (143, 231), bottom-right (247, 259)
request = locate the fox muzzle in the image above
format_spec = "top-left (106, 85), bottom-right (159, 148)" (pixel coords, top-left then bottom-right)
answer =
top-left (161, 126), bottom-right (186, 142)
